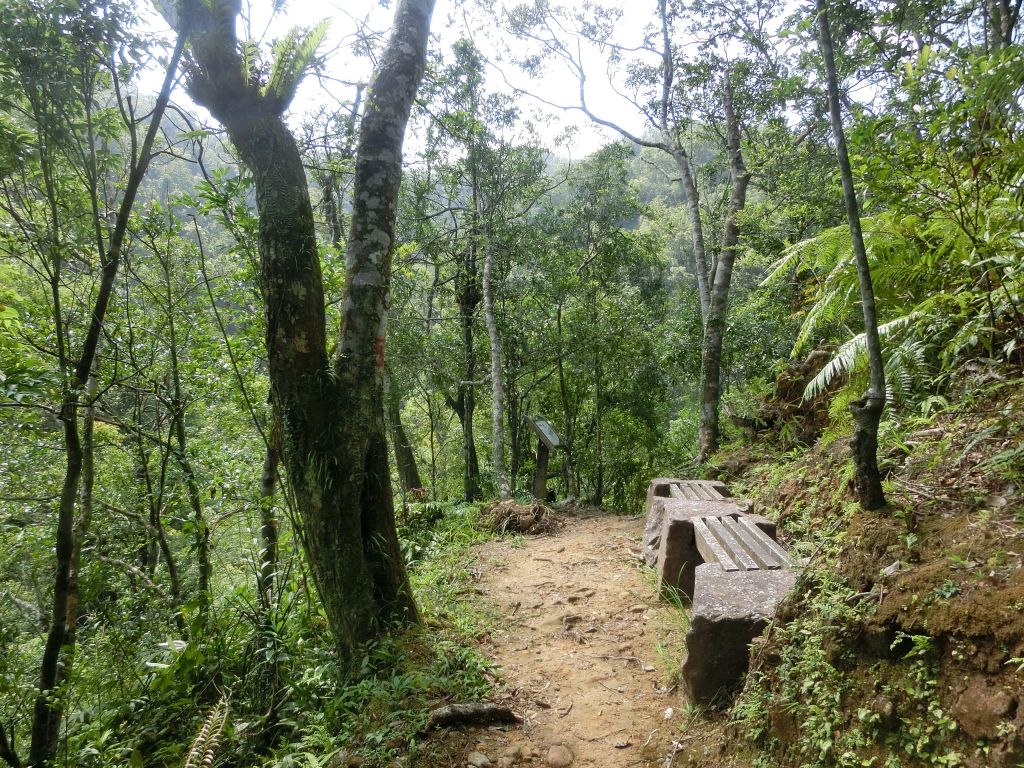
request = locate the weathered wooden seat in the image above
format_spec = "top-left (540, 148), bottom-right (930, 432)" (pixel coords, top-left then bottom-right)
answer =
top-left (692, 514), bottom-right (792, 573)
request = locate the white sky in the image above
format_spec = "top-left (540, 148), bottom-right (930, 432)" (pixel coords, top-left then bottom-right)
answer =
top-left (146, 0), bottom-right (657, 158)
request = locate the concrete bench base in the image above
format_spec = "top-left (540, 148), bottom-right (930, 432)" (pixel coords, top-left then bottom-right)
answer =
top-left (655, 502), bottom-right (777, 599)
top-left (643, 478), bottom-right (734, 566)
top-left (681, 564), bottom-right (796, 706)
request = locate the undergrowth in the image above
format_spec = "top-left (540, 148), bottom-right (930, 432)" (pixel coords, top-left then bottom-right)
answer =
top-left (734, 567), bottom-right (962, 768)
top-left (257, 502), bottom-right (497, 767)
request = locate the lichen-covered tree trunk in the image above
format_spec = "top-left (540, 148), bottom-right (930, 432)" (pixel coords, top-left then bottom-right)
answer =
top-left (482, 244), bottom-right (511, 500)
top-left (181, 0), bottom-right (434, 666)
top-left (697, 74), bottom-right (751, 464)
top-left (816, 0), bottom-right (886, 510)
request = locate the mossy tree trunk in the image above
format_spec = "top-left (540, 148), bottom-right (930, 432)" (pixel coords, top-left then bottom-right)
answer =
top-left (180, 0), bottom-right (434, 665)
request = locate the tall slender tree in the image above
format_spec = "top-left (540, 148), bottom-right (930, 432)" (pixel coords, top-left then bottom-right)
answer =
top-left (815, 0), bottom-right (886, 509)
top-left (0, 2), bottom-right (188, 763)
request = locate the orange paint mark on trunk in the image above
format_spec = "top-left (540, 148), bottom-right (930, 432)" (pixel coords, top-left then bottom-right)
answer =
top-left (375, 336), bottom-right (386, 371)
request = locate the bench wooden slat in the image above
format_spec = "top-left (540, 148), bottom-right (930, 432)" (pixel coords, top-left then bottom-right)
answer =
top-left (706, 517), bottom-right (759, 570)
top-left (683, 483), bottom-right (703, 500)
top-left (668, 484), bottom-right (684, 500)
top-left (695, 481), bottom-right (728, 501)
top-left (697, 484), bottom-right (719, 501)
top-left (722, 515), bottom-right (783, 569)
top-left (692, 517), bottom-right (738, 571)
top-left (738, 517), bottom-right (792, 567)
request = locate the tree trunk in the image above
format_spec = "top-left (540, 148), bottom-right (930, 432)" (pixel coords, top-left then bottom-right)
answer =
top-left (482, 244), bottom-right (510, 500)
top-left (27, 36), bottom-right (184, 768)
top-left (697, 73), bottom-right (751, 464)
top-left (555, 303), bottom-right (578, 497)
top-left (182, 0), bottom-right (433, 667)
top-left (448, 387), bottom-right (481, 502)
top-left (593, 334), bottom-right (604, 507)
top-left (386, 377), bottom-right (423, 494)
top-left (656, 0), bottom-right (709, 320)
top-left (816, 0), bottom-right (886, 510)
top-left (163, 258), bottom-right (211, 630)
top-left (669, 149), bottom-right (711, 321)
top-left (455, 277), bottom-right (481, 501)
top-left (258, 438), bottom-right (279, 607)
top-left (318, 85), bottom-right (364, 249)
top-left (507, 381), bottom-right (523, 493)
top-left (135, 424), bottom-right (184, 619)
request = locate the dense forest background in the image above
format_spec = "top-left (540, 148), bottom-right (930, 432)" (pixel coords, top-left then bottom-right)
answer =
top-left (0, 0), bottom-right (1021, 765)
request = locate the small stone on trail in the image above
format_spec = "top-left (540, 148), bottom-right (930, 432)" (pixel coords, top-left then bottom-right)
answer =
top-left (881, 560), bottom-right (902, 577)
top-left (501, 744), bottom-right (524, 760)
top-left (628, 604), bottom-right (646, 614)
top-left (546, 744), bottom-right (574, 767)
top-left (467, 751), bottom-right (492, 768)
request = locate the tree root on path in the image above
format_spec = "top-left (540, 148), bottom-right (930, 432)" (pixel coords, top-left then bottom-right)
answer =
top-left (420, 702), bottom-right (521, 733)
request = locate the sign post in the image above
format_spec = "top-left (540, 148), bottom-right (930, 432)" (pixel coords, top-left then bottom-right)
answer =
top-left (526, 416), bottom-right (562, 501)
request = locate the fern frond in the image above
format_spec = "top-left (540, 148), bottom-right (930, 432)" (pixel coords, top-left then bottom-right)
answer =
top-left (803, 313), bottom-right (918, 401)
top-left (183, 697), bottom-right (229, 768)
top-left (884, 338), bottom-right (929, 406)
top-left (263, 20), bottom-right (329, 106)
top-left (792, 278), bottom-right (855, 355)
top-left (762, 222), bottom-right (854, 287)
top-left (240, 39), bottom-right (260, 87)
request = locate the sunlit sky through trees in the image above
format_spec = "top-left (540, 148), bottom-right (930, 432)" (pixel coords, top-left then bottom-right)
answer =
top-left (142, 0), bottom-right (661, 158)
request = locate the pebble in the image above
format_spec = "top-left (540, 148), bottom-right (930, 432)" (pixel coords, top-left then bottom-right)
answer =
top-left (546, 744), bottom-right (574, 767)
top-left (467, 751), bottom-right (492, 768)
top-left (501, 744), bottom-right (524, 760)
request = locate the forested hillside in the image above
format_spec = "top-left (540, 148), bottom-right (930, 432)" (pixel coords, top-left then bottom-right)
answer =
top-left (0, 0), bottom-right (1021, 766)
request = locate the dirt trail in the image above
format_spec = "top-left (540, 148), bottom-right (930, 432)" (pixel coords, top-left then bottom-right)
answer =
top-left (463, 512), bottom-right (689, 768)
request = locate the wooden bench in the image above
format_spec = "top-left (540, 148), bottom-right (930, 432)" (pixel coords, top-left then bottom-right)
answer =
top-left (692, 514), bottom-right (792, 573)
top-left (682, 514), bottom-right (796, 707)
top-left (641, 477), bottom-right (798, 707)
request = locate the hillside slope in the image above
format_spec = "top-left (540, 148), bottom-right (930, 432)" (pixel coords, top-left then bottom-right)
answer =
top-left (691, 373), bottom-right (1024, 768)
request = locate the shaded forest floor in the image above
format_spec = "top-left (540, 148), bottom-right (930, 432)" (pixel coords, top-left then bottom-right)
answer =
top-left (427, 511), bottom-right (690, 768)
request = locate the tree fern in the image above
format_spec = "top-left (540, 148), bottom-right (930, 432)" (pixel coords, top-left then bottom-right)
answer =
top-left (803, 314), bottom-right (918, 401)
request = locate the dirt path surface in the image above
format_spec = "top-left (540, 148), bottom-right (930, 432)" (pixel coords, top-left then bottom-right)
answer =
top-left (461, 512), bottom-right (689, 768)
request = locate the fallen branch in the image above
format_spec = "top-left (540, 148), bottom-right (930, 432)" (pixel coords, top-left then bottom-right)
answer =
top-left (420, 702), bottom-right (521, 733)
